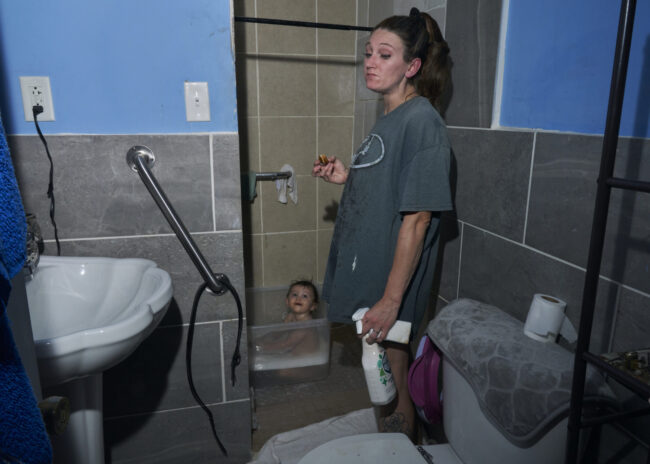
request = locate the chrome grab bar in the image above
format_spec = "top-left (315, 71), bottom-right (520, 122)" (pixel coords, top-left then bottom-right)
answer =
top-left (255, 171), bottom-right (291, 181)
top-left (126, 145), bottom-right (225, 295)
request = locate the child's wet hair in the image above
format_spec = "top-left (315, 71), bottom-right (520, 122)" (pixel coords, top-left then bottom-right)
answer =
top-left (287, 279), bottom-right (319, 304)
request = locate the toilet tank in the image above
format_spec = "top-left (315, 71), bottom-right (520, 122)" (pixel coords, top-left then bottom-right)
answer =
top-left (442, 359), bottom-right (567, 464)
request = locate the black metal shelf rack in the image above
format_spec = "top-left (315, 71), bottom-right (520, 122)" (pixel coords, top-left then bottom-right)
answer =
top-left (565, 0), bottom-right (650, 462)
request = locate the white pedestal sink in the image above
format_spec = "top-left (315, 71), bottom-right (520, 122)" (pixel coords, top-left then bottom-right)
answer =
top-left (26, 255), bottom-right (173, 464)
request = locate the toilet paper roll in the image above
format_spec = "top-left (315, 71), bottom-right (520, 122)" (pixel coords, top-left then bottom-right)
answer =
top-left (524, 294), bottom-right (576, 343)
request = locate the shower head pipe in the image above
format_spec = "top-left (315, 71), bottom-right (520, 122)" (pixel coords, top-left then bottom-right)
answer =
top-left (126, 145), bottom-right (226, 295)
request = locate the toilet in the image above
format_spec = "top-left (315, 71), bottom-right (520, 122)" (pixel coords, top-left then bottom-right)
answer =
top-left (298, 299), bottom-right (617, 464)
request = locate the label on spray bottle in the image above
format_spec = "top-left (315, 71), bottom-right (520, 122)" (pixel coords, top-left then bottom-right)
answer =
top-left (361, 335), bottom-right (396, 405)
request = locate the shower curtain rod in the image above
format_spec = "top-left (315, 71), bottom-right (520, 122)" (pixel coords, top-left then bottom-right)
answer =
top-left (234, 16), bottom-right (373, 32)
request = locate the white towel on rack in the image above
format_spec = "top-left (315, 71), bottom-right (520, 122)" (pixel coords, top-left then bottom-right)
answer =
top-left (276, 164), bottom-right (297, 204)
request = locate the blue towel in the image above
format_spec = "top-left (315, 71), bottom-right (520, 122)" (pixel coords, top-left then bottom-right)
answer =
top-left (0, 115), bottom-right (52, 463)
top-left (0, 114), bottom-right (26, 283)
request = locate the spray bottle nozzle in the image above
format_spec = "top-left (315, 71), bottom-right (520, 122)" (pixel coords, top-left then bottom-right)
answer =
top-left (351, 307), bottom-right (412, 344)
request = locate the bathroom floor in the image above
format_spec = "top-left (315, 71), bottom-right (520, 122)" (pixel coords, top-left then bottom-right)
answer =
top-left (251, 323), bottom-right (372, 451)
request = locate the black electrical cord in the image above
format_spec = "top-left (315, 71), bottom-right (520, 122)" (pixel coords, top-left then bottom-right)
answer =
top-left (32, 105), bottom-right (61, 256)
top-left (185, 273), bottom-right (243, 457)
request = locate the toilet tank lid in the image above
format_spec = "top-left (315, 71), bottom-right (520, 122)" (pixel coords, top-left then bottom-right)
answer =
top-left (427, 298), bottom-right (617, 448)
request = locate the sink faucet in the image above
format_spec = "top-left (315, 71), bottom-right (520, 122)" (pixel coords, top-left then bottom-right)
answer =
top-left (25, 213), bottom-right (44, 275)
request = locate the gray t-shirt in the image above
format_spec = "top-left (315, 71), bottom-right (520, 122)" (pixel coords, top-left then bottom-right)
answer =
top-left (322, 97), bottom-right (453, 334)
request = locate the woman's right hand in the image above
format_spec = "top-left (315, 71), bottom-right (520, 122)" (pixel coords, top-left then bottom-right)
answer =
top-left (312, 156), bottom-right (348, 184)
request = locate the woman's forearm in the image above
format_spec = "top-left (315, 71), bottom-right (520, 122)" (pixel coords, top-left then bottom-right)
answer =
top-left (382, 211), bottom-right (432, 306)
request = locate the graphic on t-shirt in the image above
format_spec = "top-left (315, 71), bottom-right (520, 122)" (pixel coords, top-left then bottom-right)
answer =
top-left (351, 133), bottom-right (385, 169)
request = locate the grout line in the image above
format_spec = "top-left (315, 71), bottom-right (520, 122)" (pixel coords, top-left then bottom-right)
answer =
top-left (43, 229), bottom-right (241, 243)
top-left (456, 221), bottom-right (464, 299)
top-left (522, 131), bottom-right (537, 244)
top-left (253, 0), bottom-right (265, 287)
top-left (210, 134), bottom-right (217, 231)
top-left (104, 398), bottom-right (251, 422)
top-left (220, 321), bottom-right (227, 402)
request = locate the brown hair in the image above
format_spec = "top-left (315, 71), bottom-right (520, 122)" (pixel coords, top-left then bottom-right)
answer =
top-left (286, 279), bottom-right (319, 304)
top-left (374, 8), bottom-right (451, 111)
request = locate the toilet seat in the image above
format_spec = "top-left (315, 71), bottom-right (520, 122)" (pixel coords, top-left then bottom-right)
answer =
top-left (297, 433), bottom-right (463, 464)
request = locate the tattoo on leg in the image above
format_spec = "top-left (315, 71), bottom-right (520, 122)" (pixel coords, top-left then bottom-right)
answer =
top-left (380, 412), bottom-right (410, 435)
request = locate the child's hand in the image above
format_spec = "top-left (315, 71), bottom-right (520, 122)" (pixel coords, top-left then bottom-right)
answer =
top-left (312, 155), bottom-right (348, 184)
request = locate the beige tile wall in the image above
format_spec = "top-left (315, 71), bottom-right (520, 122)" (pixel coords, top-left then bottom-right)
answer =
top-left (235, 0), bottom-right (360, 289)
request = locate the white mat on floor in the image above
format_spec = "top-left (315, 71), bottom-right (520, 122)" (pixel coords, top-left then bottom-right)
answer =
top-left (249, 408), bottom-right (377, 464)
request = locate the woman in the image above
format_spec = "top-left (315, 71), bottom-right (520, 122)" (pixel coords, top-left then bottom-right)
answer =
top-left (312, 8), bottom-right (453, 440)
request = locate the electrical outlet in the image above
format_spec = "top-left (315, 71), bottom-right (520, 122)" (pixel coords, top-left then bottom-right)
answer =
top-left (20, 76), bottom-right (55, 122)
top-left (184, 81), bottom-right (210, 122)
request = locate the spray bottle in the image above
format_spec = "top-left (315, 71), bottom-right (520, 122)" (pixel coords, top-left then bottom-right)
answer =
top-left (351, 308), bottom-right (412, 405)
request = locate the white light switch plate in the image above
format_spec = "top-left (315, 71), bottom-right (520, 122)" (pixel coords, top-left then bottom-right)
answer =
top-left (184, 82), bottom-right (210, 122)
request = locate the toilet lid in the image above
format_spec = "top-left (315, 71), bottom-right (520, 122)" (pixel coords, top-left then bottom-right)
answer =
top-left (297, 433), bottom-right (428, 463)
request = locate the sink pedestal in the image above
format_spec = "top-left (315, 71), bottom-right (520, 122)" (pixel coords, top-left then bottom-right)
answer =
top-left (46, 374), bottom-right (105, 464)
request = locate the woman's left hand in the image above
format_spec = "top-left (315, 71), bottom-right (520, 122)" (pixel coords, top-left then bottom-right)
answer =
top-left (361, 297), bottom-right (400, 344)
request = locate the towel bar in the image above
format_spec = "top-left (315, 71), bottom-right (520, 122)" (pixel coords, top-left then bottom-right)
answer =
top-left (256, 171), bottom-right (291, 181)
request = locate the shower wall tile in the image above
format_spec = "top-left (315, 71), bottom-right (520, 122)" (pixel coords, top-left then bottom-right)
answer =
top-left (105, 400), bottom-right (252, 464)
top-left (257, 0), bottom-right (316, 55)
top-left (234, 0), bottom-right (257, 54)
top-left (317, 58), bottom-right (356, 116)
top-left (444, 0), bottom-right (502, 127)
top-left (459, 225), bottom-right (617, 353)
top-left (224, 318), bottom-right (250, 401)
top-left (394, 0), bottom-right (446, 16)
top-left (317, 180), bottom-right (343, 229)
top-left (448, 128), bottom-right (533, 242)
top-left (368, 0), bottom-right (395, 26)
top-left (212, 133), bottom-right (242, 231)
top-left (437, 214), bottom-right (461, 301)
top-left (236, 55), bottom-right (259, 118)
top-left (527, 133), bottom-right (650, 294)
top-left (611, 287), bottom-right (650, 353)
top-left (244, 233), bottom-right (263, 288)
top-left (258, 59), bottom-right (317, 117)
top-left (259, 117), bottom-right (317, 175)
top-left (261, 175), bottom-right (317, 233)
top-left (317, 0), bottom-right (357, 56)
top-left (318, 228), bottom-right (334, 283)
top-left (353, 100), bottom-right (366, 150)
top-left (103, 322), bottom-right (223, 418)
top-left (357, 0), bottom-right (370, 27)
top-left (238, 117), bottom-right (260, 173)
top-left (63, 232), bottom-right (245, 325)
top-left (263, 231), bottom-right (318, 287)
top-left (318, 117), bottom-right (354, 160)
top-left (10, 134), bottom-right (213, 240)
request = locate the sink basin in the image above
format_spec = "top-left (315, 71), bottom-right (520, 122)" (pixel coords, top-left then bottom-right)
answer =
top-left (26, 255), bottom-right (173, 387)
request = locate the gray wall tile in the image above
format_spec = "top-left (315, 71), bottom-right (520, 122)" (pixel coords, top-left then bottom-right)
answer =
top-left (449, 128), bottom-right (533, 242)
top-left (612, 288), bottom-right (650, 353)
top-left (104, 322), bottom-right (224, 417)
top-left (459, 225), bottom-right (617, 353)
top-left (9, 135), bottom-right (215, 240)
top-left (105, 400), bottom-right (252, 464)
top-left (527, 133), bottom-right (650, 293)
top-left (436, 213), bottom-right (461, 301)
top-left (212, 133), bottom-right (243, 231)
top-left (444, 0), bottom-right (502, 127)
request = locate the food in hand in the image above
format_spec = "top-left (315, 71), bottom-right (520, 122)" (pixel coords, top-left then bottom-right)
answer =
top-left (318, 154), bottom-right (329, 165)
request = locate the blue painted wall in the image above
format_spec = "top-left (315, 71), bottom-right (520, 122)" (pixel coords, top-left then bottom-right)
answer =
top-left (0, 0), bottom-right (237, 135)
top-left (501, 0), bottom-right (650, 138)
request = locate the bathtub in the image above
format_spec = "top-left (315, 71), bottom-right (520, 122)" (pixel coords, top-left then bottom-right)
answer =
top-left (246, 286), bottom-right (330, 387)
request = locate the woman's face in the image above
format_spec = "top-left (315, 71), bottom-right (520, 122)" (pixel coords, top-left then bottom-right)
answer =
top-left (364, 29), bottom-right (413, 95)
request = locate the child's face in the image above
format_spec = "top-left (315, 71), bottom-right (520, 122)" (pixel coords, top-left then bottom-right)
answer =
top-left (286, 285), bottom-right (317, 316)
